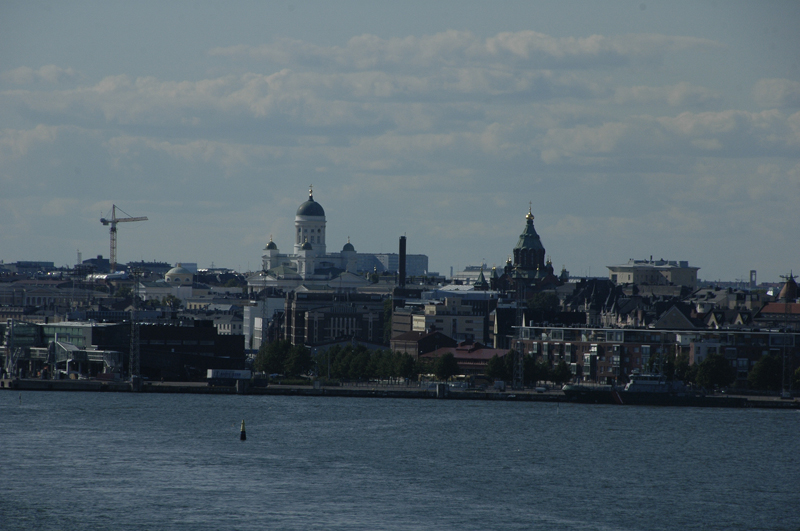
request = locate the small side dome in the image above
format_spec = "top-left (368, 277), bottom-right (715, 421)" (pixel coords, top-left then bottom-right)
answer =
top-left (265, 236), bottom-right (278, 250)
top-left (342, 237), bottom-right (355, 252)
top-left (301, 239), bottom-right (313, 251)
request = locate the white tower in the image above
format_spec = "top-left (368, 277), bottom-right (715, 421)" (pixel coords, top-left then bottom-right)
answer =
top-left (342, 238), bottom-right (357, 273)
top-left (294, 186), bottom-right (326, 256)
top-left (262, 236), bottom-right (279, 271)
top-left (297, 239), bottom-right (315, 279)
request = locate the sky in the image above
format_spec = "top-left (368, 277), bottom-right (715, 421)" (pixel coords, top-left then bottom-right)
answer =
top-left (1, 1), bottom-right (798, 283)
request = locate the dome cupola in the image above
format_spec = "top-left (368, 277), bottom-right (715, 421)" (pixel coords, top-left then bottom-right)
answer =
top-left (165, 263), bottom-right (193, 286)
top-left (296, 186), bottom-right (325, 217)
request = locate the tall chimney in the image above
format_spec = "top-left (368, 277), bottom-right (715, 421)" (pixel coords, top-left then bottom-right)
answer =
top-left (399, 236), bottom-right (407, 287)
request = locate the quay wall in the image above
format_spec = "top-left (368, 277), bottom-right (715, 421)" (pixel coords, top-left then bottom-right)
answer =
top-left (2, 378), bottom-right (797, 409)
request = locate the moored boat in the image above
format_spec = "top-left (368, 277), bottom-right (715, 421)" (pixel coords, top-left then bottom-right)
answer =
top-left (562, 372), bottom-right (743, 407)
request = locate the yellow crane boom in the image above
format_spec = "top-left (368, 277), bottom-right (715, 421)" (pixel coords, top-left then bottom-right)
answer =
top-left (100, 205), bottom-right (148, 272)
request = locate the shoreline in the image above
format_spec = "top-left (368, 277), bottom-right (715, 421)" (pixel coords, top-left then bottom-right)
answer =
top-left (2, 377), bottom-right (798, 409)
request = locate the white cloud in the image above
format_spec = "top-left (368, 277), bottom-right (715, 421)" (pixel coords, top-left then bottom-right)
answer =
top-left (210, 30), bottom-right (721, 71)
top-left (0, 65), bottom-right (78, 85)
top-left (614, 82), bottom-right (721, 108)
top-left (0, 125), bottom-right (61, 159)
top-left (754, 78), bottom-right (800, 109)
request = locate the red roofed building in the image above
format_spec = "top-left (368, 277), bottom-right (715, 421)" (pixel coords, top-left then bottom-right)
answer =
top-left (390, 330), bottom-right (457, 359)
top-left (753, 302), bottom-right (800, 330)
top-left (420, 340), bottom-right (511, 375)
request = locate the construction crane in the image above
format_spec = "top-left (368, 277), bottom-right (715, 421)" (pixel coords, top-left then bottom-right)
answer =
top-left (100, 205), bottom-right (148, 272)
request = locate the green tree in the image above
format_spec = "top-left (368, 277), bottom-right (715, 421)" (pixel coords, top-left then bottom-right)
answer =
top-left (116, 286), bottom-right (132, 300)
top-left (333, 348), bottom-right (352, 379)
top-left (394, 353), bottom-right (417, 380)
top-left (534, 360), bottom-right (551, 385)
top-left (162, 294), bottom-right (182, 309)
top-left (485, 354), bottom-right (507, 381)
top-left (551, 360), bottom-right (572, 385)
top-left (254, 340), bottom-right (292, 375)
top-left (674, 352), bottom-right (692, 382)
top-left (521, 356), bottom-right (551, 386)
top-left (747, 354), bottom-right (783, 391)
top-left (284, 345), bottom-right (312, 377)
top-left (348, 349), bottom-right (371, 380)
top-left (434, 352), bottom-right (460, 381)
top-left (695, 352), bottom-right (735, 390)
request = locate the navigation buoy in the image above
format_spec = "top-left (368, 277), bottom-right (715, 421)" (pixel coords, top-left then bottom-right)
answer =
top-left (240, 420), bottom-right (246, 441)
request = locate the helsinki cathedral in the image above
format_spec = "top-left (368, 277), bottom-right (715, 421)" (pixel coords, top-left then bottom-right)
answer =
top-left (246, 187), bottom-right (368, 293)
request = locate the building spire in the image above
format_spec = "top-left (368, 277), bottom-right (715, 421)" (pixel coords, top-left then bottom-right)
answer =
top-left (526, 202), bottom-right (534, 221)
top-left (309, 184), bottom-right (314, 201)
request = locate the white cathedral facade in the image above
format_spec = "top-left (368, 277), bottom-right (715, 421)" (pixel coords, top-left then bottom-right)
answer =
top-left (247, 188), bottom-right (426, 294)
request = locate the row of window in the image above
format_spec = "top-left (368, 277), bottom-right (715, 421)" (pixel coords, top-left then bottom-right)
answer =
top-left (142, 339), bottom-right (216, 346)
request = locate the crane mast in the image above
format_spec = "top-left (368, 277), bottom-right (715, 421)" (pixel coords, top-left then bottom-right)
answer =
top-left (100, 205), bottom-right (148, 272)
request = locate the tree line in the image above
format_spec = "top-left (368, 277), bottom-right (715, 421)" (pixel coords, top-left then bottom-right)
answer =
top-left (484, 352), bottom-right (573, 387)
top-left (648, 350), bottom-right (800, 392)
top-left (254, 341), bottom-right (418, 381)
top-left (254, 339), bottom-right (800, 392)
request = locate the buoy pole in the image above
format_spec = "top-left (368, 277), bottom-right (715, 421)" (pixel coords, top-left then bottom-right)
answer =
top-left (240, 420), bottom-right (246, 441)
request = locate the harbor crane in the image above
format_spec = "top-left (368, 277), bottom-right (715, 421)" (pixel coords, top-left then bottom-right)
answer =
top-left (100, 205), bottom-right (148, 272)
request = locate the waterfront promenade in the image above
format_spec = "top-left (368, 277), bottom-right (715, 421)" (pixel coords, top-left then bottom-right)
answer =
top-left (1, 377), bottom-right (797, 409)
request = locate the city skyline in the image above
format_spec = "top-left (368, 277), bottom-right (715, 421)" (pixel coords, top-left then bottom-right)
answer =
top-left (1, 1), bottom-right (798, 282)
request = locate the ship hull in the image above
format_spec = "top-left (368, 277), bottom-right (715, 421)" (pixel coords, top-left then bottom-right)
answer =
top-left (562, 385), bottom-right (747, 408)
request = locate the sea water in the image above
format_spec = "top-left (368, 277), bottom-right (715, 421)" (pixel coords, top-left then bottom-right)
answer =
top-left (1, 391), bottom-right (798, 531)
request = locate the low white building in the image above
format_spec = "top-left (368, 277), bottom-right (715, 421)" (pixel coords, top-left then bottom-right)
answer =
top-left (607, 258), bottom-right (699, 288)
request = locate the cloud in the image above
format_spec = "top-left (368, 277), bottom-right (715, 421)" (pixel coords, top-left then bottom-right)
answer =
top-left (1, 65), bottom-right (78, 85)
top-left (537, 108), bottom-right (800, 165)
top-left (658, 109), bottom-right (800, 152)
top-left (210, 30), bottom-right (721, 71)
top-left (0, 124), bottom-right (61, 159)
top-left (753, 78), bottom-right (800, 109)
top-left (614, 82), bottom-right (721, 108)
top-left (2, 28), bottom-right (795, 282)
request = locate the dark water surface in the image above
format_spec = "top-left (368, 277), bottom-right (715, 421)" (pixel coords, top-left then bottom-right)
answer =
top-left (1, 392), bottom-right (798, 530)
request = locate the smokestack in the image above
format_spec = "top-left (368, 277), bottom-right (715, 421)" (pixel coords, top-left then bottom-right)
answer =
top-left (399, 236), bottom-right (406, 287)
